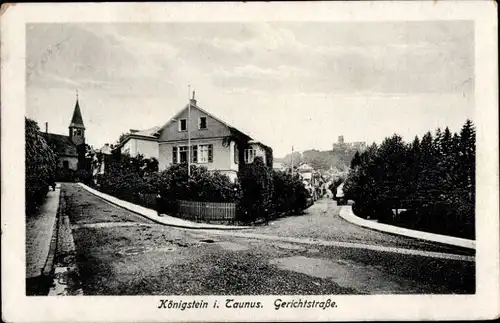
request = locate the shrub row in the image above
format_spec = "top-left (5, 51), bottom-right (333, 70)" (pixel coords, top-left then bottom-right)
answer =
top-left (96, 155), bottom-right (310, 225)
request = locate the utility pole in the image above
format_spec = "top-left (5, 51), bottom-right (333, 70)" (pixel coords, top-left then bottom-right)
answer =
top-left (291, 145), bottom-right (294, 177)
top-left (187, 85), bottom-right (191, 177)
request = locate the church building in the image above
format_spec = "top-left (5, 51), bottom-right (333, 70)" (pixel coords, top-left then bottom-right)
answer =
top-left (44, 94), bottom-right (86, 171)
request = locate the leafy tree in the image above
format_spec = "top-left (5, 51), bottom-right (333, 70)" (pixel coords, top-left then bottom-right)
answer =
top-left (25, 118), bottom-right (57, 213)
top-left (237, 156), bottom-right (274, 223)
top-left (117, 133), bottom-right (129, 144)
top-left (272, 170), bottom-right (309, 213)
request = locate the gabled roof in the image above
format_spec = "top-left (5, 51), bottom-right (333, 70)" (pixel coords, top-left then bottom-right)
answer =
top-left (115, 126), bottom-right (160, 150)
top-left (45, 133), bottom-right (78, 157)
top-left (69, 99), bottom-right (85, 129)
top-left (130, 126), bottom-right (160, 138)
top-left (156, 102), bottom-right (257, 143)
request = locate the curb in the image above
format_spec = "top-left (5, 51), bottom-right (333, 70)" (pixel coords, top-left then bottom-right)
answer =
top-left (41, 188), bottom-right (61, 277)
top-left (77, 183), bottom-right (254, 231)
top-left (339, 205), bottom-right (475, 250)
top-left (49, 188), bottom-right (84, 296)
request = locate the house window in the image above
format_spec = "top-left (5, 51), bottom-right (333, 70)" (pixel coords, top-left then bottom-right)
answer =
top-left (173, 145), bottom-right (204, 164)
top-left (179, 146), bottom-right (188, 163)
top-left (172, 146), bottom-right (177, 164)
top-left (234, 145), bottom-right (239, 164)
top-left (63, 160), bottom-right (69, 169)
top-left (244, 149), bottom-right (256, 164)
top-left (198, 144), bottom-right (213, 163)
top-left (76, 129), bottom-right (82, 136)
top-left (179, 119), bottom-right (187, 131)
top-left (199, 117), bottom-right (207, 130)
top-left (191, 145), bottom-right (198, 163)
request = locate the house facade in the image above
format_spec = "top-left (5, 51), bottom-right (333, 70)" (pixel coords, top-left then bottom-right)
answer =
top-left (115, 127), bottom-right (160, 159)
top-left (155, 96), bottom-right (272, 182)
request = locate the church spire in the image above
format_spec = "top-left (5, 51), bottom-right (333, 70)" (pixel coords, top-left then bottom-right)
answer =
top-left (69, 90), bottom-right (86, 145)
top-left (70, 90), bottom-right (85, 129)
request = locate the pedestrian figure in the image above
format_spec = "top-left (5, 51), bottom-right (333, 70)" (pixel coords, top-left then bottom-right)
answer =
top-left (156, 192), bottom-right (163, 217)
top-left (50, 178), bottom-right (56, 191)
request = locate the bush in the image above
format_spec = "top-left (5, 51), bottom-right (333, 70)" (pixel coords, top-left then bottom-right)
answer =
top-left (97, 153), bottom-right (310, 226)
top-left (55, 167), bottom-right (75, 182)
top-left (237, 157), bottom-right (274, 223)
top-left (272, 170), bottom-right (309, 213)
top-left (25, 118), bottom-right (57, 214)
top-left (157, 163), bottom-right (239, 208)
top-left (75, 169), bottom-right (93, 185)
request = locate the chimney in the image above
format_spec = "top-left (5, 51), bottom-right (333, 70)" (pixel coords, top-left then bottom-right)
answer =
top-left (45, 122), bottom-right (48, 135)
top-left (190, 90), bottom-right (197, 106)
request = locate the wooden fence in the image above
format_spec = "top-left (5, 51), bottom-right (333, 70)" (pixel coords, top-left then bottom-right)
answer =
top-left (135, 193), bottom-right (157, 210)
top-left (176, 200), bottom-right (237, 224)
top-left (132, 193), bottom-right (237, 224)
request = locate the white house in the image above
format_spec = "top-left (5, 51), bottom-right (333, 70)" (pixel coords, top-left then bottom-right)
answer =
top-left (115, 94), bottom-right (273, 182)
top-left (297, 163), bottom-right (314, 181)
top-left (115, 126), bottom-right (160, 159)
top-left (155, 96), bottom-right (272, 182)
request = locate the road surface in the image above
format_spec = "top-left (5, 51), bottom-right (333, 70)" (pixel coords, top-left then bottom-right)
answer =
top-left (62, 183), bottom-right (475, 295)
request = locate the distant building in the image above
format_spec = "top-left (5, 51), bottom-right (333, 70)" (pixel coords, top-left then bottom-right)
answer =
top-left (44, 94), bottom-right (86, 171)
top-left (297, 163), bottom-right (314, 181)
top-left (92, 143), bottom-right (113, 177)
top-left (273, 162), bottom-right (286, 171)
top-left (114, 126), bottom-right (160, 159)
top-left (332, 135), bottom-right (366, 152)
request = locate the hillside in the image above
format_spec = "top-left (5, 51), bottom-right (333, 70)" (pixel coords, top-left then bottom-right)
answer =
top-left (277, 147), bottom-right (360, 171)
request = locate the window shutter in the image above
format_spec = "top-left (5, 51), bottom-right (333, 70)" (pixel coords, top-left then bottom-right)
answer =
top-left (208, 144), bottom-right (213, 163)
top-left (172, 146), bottom-right (177, 164)
top-left (192, 145), bottom-right (198, 163)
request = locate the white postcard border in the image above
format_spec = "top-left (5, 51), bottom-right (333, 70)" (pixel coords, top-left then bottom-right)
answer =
top-left (1, 2), bottom-right (498, 322)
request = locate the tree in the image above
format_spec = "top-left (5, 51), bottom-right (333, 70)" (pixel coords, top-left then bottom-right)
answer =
top-left (272, 170), bottom-right (309, 213)
top-left (117, 133), bottom-right (129, 144)
top-left (282, 151), bottom-right (303, 168)
top-left (237, 156), bottom-right (274, 223)
top-left (25, 117), bottom-right (57, 213)
top-left (350, 151), bottom-right (361, 169)
top-left (343, 120), bottom-right (475, 239)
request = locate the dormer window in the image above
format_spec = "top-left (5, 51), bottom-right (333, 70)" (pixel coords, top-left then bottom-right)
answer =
top-left (199, 116), bottom-right (207, 130)
top-left (179, 119), bottom-right (187, 131)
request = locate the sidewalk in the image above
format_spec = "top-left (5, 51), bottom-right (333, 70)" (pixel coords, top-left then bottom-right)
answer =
top-left (26, 186), bottom-right (60, 280)
top-left (338, 205), bottom-right (475, 250)
top-left (78, 183), bottom-right (254, 230)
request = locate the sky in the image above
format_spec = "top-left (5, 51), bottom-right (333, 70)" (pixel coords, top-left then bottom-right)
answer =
top-left (25, 21), bottom-right (474, 157)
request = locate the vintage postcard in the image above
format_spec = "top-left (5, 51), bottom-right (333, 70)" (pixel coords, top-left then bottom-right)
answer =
top-left (1, 1), bottom-right (499, 322)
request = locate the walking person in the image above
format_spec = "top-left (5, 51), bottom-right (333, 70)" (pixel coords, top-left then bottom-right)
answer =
top-left (156, 192), bottom-right (163, 217)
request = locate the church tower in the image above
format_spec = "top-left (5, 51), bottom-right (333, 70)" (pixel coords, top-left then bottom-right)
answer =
top-left (69, 91), bottom-right (85, 146)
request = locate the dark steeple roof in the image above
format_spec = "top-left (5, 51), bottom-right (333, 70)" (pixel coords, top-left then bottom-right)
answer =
top-left (69, 98), bottom-right (85, 129)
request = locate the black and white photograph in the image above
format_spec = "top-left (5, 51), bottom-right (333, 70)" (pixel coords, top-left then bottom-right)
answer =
top-left (2, 2), bottom-right (498, 322)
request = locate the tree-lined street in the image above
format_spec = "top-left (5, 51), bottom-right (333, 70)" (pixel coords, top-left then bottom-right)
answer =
top-left (63, 183), bottom-right (474, 295)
